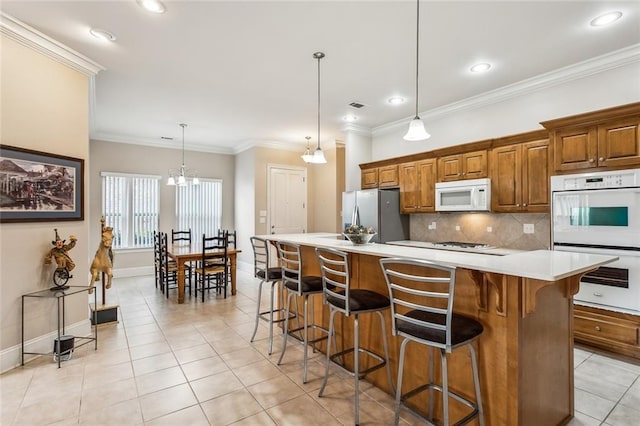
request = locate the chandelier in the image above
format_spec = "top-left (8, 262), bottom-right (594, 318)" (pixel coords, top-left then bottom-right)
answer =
top-left (167, 123), bottom-right (199, 186)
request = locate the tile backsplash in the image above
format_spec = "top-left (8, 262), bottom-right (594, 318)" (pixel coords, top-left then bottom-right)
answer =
top-left (410, 212), bottom-right (550, 251)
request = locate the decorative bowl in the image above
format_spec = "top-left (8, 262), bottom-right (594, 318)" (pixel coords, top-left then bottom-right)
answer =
top-left (343, 233), bottom-right (376, 245)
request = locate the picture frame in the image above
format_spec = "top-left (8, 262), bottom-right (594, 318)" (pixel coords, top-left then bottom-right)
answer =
top-left (0, 145), bottom-right (84, 223)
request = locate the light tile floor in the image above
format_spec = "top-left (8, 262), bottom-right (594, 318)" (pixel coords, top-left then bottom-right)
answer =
top-left (2, 272), bottom-right (639, 425)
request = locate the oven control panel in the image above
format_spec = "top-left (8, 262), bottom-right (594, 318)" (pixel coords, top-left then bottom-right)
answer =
top-left (551, 168), bottom-right (640, 191)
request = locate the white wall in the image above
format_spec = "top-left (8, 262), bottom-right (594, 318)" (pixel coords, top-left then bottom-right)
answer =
top-left (371, 62), bottom-right (640, 160)
top-left (343, 128), bottom-right (372, 191)
top-left (234, 148), bottom-right (256, 269)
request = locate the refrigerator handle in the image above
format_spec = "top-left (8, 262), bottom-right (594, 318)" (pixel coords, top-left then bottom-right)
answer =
top-left (352, 205), bottom-right (360, 227)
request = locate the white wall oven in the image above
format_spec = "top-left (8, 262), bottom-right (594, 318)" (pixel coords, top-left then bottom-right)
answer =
top-left (551, 168), bottom-right (640, 313)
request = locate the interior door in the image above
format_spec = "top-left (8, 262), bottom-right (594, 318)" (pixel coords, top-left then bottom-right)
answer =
top-left (268, 165), bottom-right (307, 235)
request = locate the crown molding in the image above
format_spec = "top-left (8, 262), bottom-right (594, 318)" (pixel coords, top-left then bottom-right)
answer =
top-left (233, 139), bottom-right (307, 155)
top-left (91, 132), bottom-right (236, 155)
top-left (372, 43), bottom-right (640, 137)
top-left (0, 12), bottom-right (105, 76)
top-left (341, 123), bottom-right (372, 136)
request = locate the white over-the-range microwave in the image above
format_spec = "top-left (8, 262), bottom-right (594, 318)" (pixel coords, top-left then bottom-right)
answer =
top-left (435, 178), bottom-right (491, 212)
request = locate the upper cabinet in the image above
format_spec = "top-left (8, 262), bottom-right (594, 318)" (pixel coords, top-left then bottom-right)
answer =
top-left (361, 167), bottom-right (378, 189)
top-left (378, 165), bottom-right (399, 188)
top-left (360, 164), bottom-right (399, 189)
top-left (437, 150), bottom-right (488, 182)
top-left (398, 159), bottom-right (437, 213)
top-left (541, 103), bottom-right (640, 172)
top-left (490, 131), bottom-right (550, 213)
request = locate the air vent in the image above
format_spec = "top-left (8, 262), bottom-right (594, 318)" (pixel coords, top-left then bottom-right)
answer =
top-left (161, 136), bottom-right (174, 140)
top-left (349, 102), bottom-right (365, 109)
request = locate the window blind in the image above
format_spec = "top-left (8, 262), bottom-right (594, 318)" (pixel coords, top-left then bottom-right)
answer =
top-left (176, 179), bottom-right (222, 241)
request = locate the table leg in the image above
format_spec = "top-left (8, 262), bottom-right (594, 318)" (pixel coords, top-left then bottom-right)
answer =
top-left (177, 259), bottom-right (186, 304)
top-left (230, 253), bottom-right (237, 296)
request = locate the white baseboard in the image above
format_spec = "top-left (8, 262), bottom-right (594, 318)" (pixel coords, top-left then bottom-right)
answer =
top-left (0, 319), bottom-right (92, 373)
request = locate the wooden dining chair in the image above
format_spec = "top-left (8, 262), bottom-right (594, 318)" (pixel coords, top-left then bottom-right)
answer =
top-left (217, 229), bottom-right (237, 249)
top-left (153, 231), bottom-right (163, 293)
top-left (159, 232), bottom-right (179, 298)
top-left (171, 229), bottom-right (193, 293)
top-left (194, 235), bottom-right (228, 301)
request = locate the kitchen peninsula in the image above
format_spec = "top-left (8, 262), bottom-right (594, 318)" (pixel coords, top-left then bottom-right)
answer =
top-left (260, 233), bottom-right (618, 426)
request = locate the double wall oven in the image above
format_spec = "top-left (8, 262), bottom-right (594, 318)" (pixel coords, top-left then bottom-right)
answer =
top-left (551, 168), bottom-right (640, 313)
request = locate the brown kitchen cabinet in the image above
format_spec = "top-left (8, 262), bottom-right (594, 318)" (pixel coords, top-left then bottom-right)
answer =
top-left (542, 103), bottom-right (640, 172)
top-left (361, 165), bottom-right (399, 189)
top-left (398, 158), bottom-right (437, 213)
top-left (437, 150), bottom-right (487, 182)
top-left (574, 304), bottom-right (640, 360)
top-left (377, 164), bottom-right (399, 188)
top-left (491, 134), bottom-right (550, 212)
top-left (361, 167), bottom-right (378, 189)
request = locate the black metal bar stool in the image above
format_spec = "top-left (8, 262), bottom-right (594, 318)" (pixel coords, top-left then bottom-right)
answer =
top-left (276, 241), bottom-right (329, 383)
top-left (380, 257), bottom-right (484, 426)
top-left (316, 247), bottom-right (394, 426)
top-left (249, 236), bottom-right (295, 355)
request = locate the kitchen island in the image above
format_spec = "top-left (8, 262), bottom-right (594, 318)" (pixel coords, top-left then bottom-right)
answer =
top-left (259, 233), bottom-right (618, 426)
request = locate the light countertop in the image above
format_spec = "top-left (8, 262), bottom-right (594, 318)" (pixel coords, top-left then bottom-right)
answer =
top-left (257, 233), bottom-right (618, 282)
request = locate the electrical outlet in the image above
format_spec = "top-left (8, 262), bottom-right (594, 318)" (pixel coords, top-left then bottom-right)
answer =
top-left (455, 225), bottom-right (461, 231)
top-left (486, 226), bottom-right (492, 233)
top-left (523, 223), bottom-right (535, 234)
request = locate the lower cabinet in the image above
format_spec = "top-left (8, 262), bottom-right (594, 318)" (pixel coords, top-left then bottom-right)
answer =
top-left (574, 304), bottom-right (640, 360)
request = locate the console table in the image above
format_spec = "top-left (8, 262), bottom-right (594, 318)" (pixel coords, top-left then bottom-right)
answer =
top-left (22, 286), bottom-right (98, 368)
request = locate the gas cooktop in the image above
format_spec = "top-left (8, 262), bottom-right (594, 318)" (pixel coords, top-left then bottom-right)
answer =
top-left (433, 241), bottom-right (490, 249)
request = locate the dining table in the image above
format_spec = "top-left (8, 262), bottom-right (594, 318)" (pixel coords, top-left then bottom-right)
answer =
top-left (167, 243), bottom-right (242, 303)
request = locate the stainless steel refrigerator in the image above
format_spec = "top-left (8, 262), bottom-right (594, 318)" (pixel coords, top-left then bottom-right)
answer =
top-left (341, 188), bottom-right (410, 243)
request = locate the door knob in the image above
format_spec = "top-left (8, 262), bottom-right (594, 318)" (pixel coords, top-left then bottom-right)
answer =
top-left (594, 326), bottom-right (601, 332)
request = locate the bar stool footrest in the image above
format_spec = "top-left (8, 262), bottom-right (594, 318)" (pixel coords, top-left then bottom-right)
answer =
top-left (258, 308), bottom-right (296, 325)
top-left (286, 325), bottom-right (330, 346)
top-left (400, 383), bottom-right (480, 426)
top-left (329, 346), bottom-right (387, 378)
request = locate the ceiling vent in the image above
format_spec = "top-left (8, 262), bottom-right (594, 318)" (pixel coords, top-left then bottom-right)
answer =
top-left (161, 136), bottom-right (174, 140)
top-left (349, 102), bottom-right (365, 109)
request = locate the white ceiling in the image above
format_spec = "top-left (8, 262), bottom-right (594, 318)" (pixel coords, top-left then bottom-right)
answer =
top-left (2, 1), bottom-right (639, 154)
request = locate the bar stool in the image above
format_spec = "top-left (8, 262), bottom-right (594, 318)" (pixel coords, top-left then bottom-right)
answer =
top-left (380, 257), bottom-right (484, 426)
top-left (277, 241), bottom-right (329, 383)
top-left (249, 236), bottom-right (295, 355)
top-left (316, 247), bottom-right (395, 426)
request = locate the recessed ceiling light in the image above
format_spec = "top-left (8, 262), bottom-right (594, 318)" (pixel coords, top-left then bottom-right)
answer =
top-left (343, 115), bottom-right (358, 122)
top-left (387, 96), bottom-right (405, 105)
top-left (137, 0), bottom-right (166, 14)
top-left (89, 28), bottom-right (116, 41)
top-left (470, 63), bottom-right (492, 73)
top-left (590, 11), bottom-right (623, 27)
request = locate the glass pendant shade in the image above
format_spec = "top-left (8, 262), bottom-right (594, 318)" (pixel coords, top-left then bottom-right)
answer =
top-left (311, 147), bottom-right (327, 164)
top-left (403, 116), bottom-right (431, 141)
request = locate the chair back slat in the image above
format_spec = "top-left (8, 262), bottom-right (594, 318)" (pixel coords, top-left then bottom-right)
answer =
top-left (315, 247), bottom-right (351, 315)
top-left (218, 229), bottom-right (237, 248)
top-left (250, 236), bottom-right (270, 278)
top-left (172, 229), bottom-right (192, 244)
top-left (380, 257), bottom-right (456, 351)
top-left (276, 241), bottom-right (303, 296)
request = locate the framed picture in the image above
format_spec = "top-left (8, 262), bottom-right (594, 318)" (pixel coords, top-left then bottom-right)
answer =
top-left (0, 145), bottom-right (84, 223)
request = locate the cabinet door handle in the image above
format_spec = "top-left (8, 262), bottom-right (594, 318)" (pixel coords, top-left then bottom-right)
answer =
top-left (523, 203), bottom-right (527, 207)
top-left (599, 157), bottom-right (604, 161)
top-left (594, 326), bottom-right (601, 332)
top-left (516, 203), bottom-right (520, 207)
top-left (593, 292), bottom-right (603, 297)
top-left (589, 158), bottom-right (595, 163)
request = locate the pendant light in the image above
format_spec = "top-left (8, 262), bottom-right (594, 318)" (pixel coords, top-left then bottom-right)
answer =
top-left (309, 51), bottom-right (327, 164)
top-left (403, 0), bottom-right (431, 141)
top-left (301, 136), bottom-right (314, 163)
top-left (167, 123), bottom-right (199, 186)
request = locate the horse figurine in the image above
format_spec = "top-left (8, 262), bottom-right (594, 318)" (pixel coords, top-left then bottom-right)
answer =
top-left (89, 225), bottom-right (114, 294)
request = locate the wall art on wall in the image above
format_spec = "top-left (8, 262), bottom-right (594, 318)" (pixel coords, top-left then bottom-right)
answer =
top-left (0, 145), bottom-right (84, 223)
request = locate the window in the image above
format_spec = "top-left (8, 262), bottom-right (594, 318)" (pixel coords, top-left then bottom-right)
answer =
top-left (176, 179), bottom-right (222, 241)
top-left (101, 172), bottom-right (160, 249)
